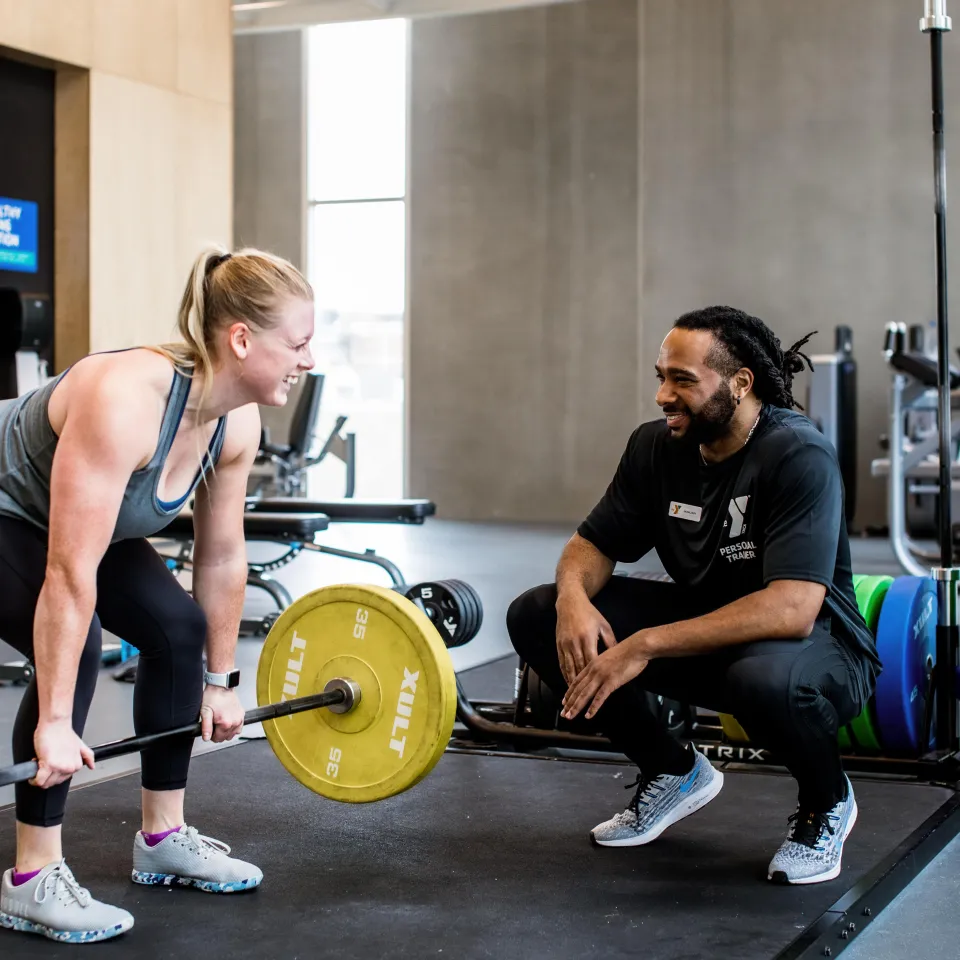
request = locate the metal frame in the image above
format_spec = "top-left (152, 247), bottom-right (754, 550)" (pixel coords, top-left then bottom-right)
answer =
top-left (153, 533), bottom-right (406, 638)
top-left (870, 368), bottom-right (960, 577)
top-left (452, 671), bottom-right (960, 782)
top-left (251, 415), bottom-right (356, 499)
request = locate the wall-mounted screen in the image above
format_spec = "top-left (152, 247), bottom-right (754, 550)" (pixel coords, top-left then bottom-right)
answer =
top-left (0, 197), bottom-right (38, 273)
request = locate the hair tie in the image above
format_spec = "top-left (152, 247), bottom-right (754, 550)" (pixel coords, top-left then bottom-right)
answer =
top-left (206, 252), bottom-right (232, 276)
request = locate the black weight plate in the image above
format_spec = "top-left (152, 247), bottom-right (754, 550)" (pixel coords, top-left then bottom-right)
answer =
top-left (406, 581), bottom-right (463, 646)
top-left (527, 668), bottom-right (560, 729)
top-left (440, 579), bottom-right (474, 647)
top-left (448, 578), bottom-right (483, 644)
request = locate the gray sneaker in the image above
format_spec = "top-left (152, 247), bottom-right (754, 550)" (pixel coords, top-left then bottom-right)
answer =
top-left (590, 748), bottom-right (724, 847)
top-left (132, 825), bottom-right (262, 893)
top-left (0, 860), bottom-right (134, 943)
top-left (767, 777), bottom-right (858, 884)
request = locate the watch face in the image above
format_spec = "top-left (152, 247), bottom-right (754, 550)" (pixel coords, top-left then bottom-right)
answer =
top-left (228, 670), bottom-right (241, 688)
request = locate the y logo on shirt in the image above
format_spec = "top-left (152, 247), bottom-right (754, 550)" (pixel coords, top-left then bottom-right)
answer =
top-left (727, 496), bottom-right (750, 538)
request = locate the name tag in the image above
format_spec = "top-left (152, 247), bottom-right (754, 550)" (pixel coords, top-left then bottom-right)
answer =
top-left (668, 501), bottom-right (702, 522)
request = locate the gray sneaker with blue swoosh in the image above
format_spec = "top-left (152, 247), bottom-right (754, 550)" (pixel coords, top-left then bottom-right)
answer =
top-left (590, 748), bottom-right (723, 847)
top-left (767, 776), bottom-right (858, 884)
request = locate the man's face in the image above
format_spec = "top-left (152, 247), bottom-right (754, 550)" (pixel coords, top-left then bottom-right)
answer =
top-left (655, 328), bottom-right (738, 443)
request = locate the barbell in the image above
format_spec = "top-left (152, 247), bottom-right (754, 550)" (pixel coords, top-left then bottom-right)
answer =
top-left (0, 583), bottom-right (459, 803)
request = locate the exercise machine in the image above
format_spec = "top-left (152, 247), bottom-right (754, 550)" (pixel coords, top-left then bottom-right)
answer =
top-left (806, 324), bottom-right (858, 525)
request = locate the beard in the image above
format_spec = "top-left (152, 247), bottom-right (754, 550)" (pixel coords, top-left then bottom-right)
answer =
top-left (665, 382), bottom-right (737, 445)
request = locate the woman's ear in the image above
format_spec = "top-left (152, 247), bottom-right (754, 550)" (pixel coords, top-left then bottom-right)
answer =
top-left (226, 321), bottom-right (252, 361)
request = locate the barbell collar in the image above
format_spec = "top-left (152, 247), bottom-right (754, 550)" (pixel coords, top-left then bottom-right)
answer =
top-left (323, 677), bottom-right (362, 714)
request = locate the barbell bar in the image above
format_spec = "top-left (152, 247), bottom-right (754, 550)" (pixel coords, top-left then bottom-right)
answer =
top-left (0, 680), bottom-right (361, 789)
top-left (0, 583), bottom-right (460, 803)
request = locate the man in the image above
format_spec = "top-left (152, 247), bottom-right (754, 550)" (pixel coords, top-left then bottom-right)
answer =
top-left (507, 305), bottom-right (879, 885)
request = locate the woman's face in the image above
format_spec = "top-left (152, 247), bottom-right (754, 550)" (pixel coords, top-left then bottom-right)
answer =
top-left (231, 297), bottom-right (316, 407)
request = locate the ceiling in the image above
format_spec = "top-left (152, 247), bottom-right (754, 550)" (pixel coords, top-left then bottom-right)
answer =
top-left (232, 0), bottom-right (579, 34)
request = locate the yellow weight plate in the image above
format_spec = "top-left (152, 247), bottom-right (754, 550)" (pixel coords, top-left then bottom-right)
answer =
top-left (719, 713), bottom-right (750, 743)
top-left (256, 583), bottom-right (457, 803)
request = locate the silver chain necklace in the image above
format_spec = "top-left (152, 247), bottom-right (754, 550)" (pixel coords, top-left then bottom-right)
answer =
top-left (700, 405), bottom-right (763, 466)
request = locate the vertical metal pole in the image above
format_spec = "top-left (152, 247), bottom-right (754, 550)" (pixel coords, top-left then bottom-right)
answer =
top-left (921, 0), bottom-right (959, 751)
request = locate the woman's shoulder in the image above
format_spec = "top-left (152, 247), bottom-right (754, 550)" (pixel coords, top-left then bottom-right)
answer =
top-left (72, 348), bottom-right (177, 397)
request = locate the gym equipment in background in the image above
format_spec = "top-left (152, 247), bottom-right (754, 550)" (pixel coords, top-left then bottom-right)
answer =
top-left (249, 371), bottom-right (356, 499)
top-left (0, 287), bottom-right (51, 400)
top-left (871, 320), bottom-right (960, 576)
top-left (806, 324), bottom-right (858, 526)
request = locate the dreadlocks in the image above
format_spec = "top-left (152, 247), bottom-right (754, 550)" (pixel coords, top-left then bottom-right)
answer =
top-left (673, 305), bottom-right (815, 410)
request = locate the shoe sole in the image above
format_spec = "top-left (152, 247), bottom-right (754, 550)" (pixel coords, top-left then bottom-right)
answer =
top-left (768, 798), bottom-right (859, 885)
top-left (0, 910), bottom-right (133, 943)
top-left (131, 870), bottom-right (262, 894)
top-left (591, 769), bottom-right (725, 847)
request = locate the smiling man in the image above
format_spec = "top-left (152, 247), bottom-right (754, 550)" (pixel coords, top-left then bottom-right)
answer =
top-left (507, 305), bottom-right (880, 885)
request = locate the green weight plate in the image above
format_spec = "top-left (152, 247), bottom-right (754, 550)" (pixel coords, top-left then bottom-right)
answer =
top-left (841, 575), bottom-right (893, 753)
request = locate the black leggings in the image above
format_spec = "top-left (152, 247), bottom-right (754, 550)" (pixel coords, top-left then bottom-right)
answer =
top-left (508, 577), bottom-right (874, 812)
top-left (0, 516), bottom-right (206, 827)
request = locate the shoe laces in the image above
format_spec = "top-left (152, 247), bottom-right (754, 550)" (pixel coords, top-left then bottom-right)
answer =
top-left (35, 861), bottom-right (90, 909)
top-left (623, 773), bottom-right (665, 816)
top-left (175, 825), bottom-right (231, 859)
top-left (787, 810), bottom-right (836, 851)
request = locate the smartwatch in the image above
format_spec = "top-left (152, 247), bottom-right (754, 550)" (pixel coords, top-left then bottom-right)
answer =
top-left (204, 669), bottom-right (241, 689)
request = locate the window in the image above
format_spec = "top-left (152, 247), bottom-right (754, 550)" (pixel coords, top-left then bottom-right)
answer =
top-left (306, 19), bottom-right (408, 498)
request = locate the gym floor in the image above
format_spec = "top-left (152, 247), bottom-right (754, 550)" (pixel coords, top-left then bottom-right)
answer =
top-left (1, 521), bottom-right (958, 959)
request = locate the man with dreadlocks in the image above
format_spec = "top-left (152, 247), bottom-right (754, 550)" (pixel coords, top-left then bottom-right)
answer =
top-left (507, 305), bottom-right (878, 885)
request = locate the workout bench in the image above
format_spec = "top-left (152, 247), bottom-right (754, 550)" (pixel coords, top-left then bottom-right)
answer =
top-left (155, 496), bottom-right (436, 616)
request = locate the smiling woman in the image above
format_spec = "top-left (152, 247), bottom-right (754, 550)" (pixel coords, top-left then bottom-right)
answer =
top-left (148, 246), bottom-right (316, 415)
top-left (0, 244), bottom-right (316, 942)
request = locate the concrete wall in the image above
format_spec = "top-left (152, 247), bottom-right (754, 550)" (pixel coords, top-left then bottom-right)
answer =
top-left (234, 31), bottom-right (306, 268)
top-left (408, 0), bottom-right (960, 529)
top-left (0, 0), bottom-right (233, 368)
top-left (408, 0), bottom-right (641, 519)
top-left (233, 30), bottom-right (307, 446)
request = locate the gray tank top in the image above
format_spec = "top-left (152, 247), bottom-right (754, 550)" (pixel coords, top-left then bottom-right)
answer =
top-left (0, 362), bottom-right (226, 543)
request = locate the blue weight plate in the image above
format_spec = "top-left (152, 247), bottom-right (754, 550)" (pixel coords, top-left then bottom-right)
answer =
top-left (874, 576), bottom-right (937, 754)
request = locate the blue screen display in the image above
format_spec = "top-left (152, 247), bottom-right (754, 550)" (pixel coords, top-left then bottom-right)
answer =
top-left (0, 197), bottom-right (39, 274)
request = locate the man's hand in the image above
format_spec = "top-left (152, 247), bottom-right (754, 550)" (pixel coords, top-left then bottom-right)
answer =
top-left (200, 686), bottom-right (245, 743)
top-left (555, 595), bottom-right (617, 685)
top-left (561, 634), bottom-right (651, 721)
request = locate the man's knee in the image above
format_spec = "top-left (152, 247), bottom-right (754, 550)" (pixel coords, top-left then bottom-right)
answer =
top-left (727, 653), bottom-right (845, 734)
top-left (506, 583), bottom-right (557, 660)
top-left (726, 657), bottom-right (795, 724)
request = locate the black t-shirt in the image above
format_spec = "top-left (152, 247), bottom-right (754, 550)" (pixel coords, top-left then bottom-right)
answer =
top-left (578, 405), bottom-right (880, 670)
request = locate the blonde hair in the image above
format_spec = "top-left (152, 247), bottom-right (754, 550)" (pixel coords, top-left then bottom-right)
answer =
top-left (148, 245), bottom-right (313, 413)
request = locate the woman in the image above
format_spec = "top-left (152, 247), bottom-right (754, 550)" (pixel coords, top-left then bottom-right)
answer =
top-left (0, 247), bottom-right (315, 943)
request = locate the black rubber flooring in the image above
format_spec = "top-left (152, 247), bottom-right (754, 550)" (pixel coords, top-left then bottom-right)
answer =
top-left (0, 735), bottom-right (953, 960)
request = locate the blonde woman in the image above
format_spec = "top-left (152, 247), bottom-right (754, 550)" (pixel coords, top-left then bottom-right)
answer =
top-left (0, 248), bottom-right (315, 943)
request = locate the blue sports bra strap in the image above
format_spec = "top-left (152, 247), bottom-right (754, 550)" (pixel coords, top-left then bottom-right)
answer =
top-left (154, 368), bottom-right (192, 464)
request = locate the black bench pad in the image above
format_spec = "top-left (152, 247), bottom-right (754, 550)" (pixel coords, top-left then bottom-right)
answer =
top-left (159, 511), bottom-right (330, 540)
top-left (248, 497), bottom-right (436, 524)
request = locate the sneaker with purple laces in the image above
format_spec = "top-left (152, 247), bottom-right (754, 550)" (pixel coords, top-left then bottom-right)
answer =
top-left (132, 825), bottom-right (262, 893)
